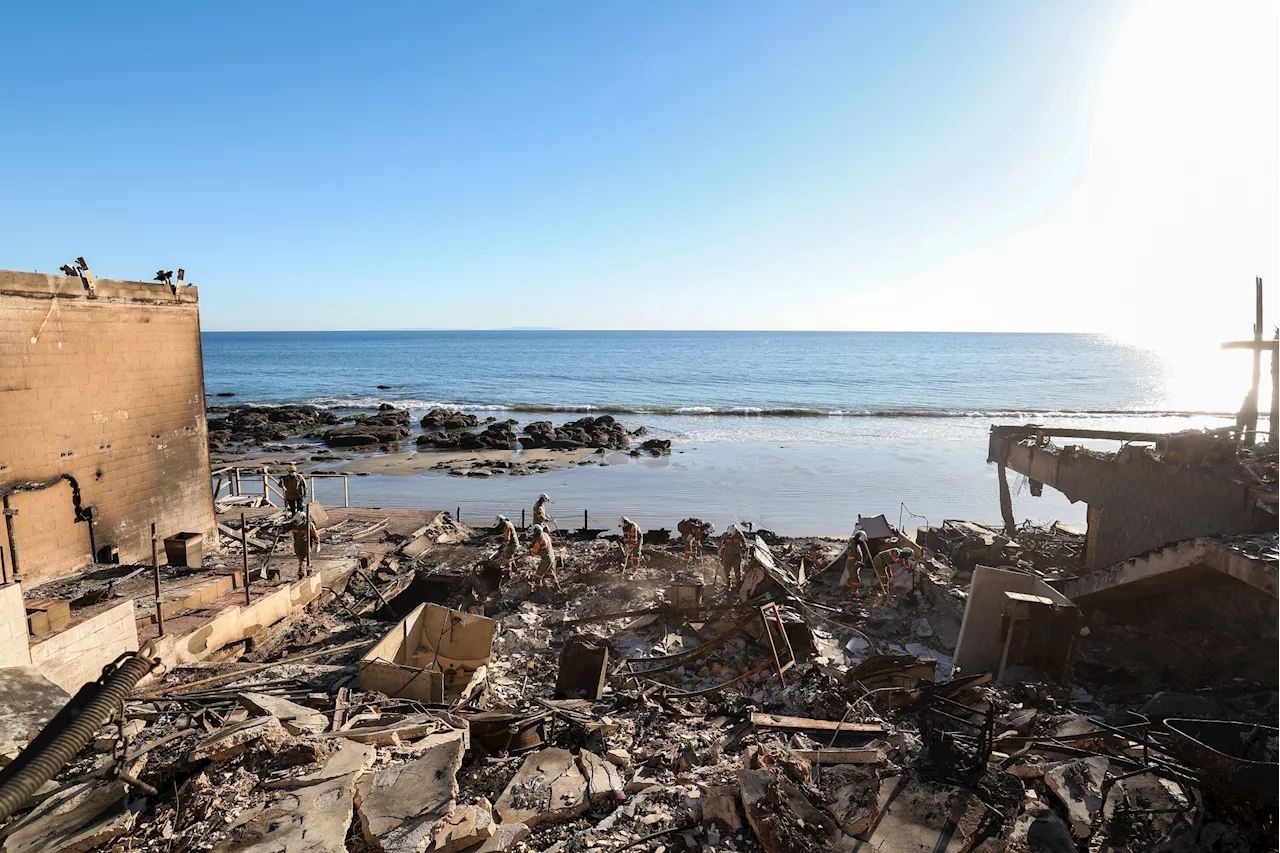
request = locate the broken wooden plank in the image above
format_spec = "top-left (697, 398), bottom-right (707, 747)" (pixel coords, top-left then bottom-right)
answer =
top-left (749, 712), bottom-right (886, 735)
top-left (351, 519), bottom-right (390, 541)
top-left (217, 522), bottom-right (269, 551)
top-left (791, 748), bottom-right (884, 765)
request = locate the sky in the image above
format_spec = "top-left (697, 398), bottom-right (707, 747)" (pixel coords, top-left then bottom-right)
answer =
top-left (0, 1), bottom-right (1276, 338)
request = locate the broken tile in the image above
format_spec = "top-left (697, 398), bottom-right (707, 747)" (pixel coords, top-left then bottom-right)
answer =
top-left (189, 715), bottom-right (286, 763)
top-left (699, 784), bottom-right (742, 831)
top-left (1044, 756), bottom-right (1108, 838)
top-left (469, 822), bottom-right (531, 852)
top-left (577, 749), bottom-right (626, 804)
top-left (494, 747), bottom-right (589, 828)
top-left (429, 798), bottom-right (496, 853)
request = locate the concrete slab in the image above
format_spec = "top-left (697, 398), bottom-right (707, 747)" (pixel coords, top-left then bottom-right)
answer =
top-left (1, 781), bottom-right (143, 853)
top-left (0, 666), bottom-right (70, 754)
top-left (355, 728), bottom-right (465, 844)
top-left (212, 743), bottom-right (372, 853)
top-left (493, 747), bottom-right (589, 828)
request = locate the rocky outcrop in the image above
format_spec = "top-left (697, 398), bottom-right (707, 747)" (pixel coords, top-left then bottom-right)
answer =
top-left (418, 421), bottom-right (518, 451)
top-left (207, 405), bottom-right (339, 449)
top-left (641, 438), bottom-right (671, 456)
top-left (420, 409), bottom-right (480, 433)
top-left (324, 409), bottom-right (412, 448)
top-left (519, 416), bottom-right (630, 450)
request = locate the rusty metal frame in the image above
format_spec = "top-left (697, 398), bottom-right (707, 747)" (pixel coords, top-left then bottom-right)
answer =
top-left (759, 602), bottom-right (796, 687)
top-left (620, 618), bottom-right (751, 677)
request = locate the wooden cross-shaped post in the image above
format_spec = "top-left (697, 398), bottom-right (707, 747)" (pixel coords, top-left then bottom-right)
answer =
top-left (1221, 277), bottom-right (1275, 445)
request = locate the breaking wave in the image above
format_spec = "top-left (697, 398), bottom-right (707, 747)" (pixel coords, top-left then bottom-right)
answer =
top-left (297, 396), bottom-right (1237, 420)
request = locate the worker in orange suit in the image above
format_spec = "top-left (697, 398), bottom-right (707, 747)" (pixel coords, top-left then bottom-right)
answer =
top-left (719, 524), bottom-right (746, 589)
top-left (532, 493), bottom-right (551, 528)
top-left (495, 514), bottom-right (520, 577)
top-left (619, 517), bottom-right (643, 574)
top-left (677, 517), bottom-right (714, 562)
top-left (529, 524), bottom-right (556, 587)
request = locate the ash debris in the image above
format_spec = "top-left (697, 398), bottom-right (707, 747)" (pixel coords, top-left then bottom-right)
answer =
top-left (1, 510), bottom-right (1274, 853)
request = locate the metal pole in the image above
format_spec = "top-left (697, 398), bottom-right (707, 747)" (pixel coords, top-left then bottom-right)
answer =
top-left (521, 509), bottom-right (526, 529)
top-left (3, 496), bottom-right (20, 584)
top-left (262, 468), bottom-right (270, 506)
top-left (1249, 276), bottom-right (1263, 444)
top-left (232, 468), bottom-right (240, 497)
top-left (584, 509), bottom-right (588, 531)
top-left (151, 523), bottom-right (164, 637)
top-left (456, 506), bottom-right (461, 522)
top-left (304, 503), bottom-right (312, 574)
top-left (343, 476), bottom-right (349, 507)
top-left (241, 512), bottom-right (251, 606)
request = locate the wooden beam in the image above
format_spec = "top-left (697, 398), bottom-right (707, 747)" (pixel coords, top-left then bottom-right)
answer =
top-left (791, 748), bottom-right (884, 765)
top-left (749, 712), bottom-right (886, 734)
top-left (1222, 340), bottom-right (1279, 352)
top-left (217, 522), bottom-right (268, 551)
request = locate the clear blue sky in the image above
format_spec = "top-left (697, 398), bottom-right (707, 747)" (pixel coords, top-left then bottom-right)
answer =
top-left (1, 1), bottom-right (1275, 335)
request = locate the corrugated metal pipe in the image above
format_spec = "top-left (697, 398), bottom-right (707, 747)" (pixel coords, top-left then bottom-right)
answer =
top-left (0, 644), bottom-right (159, 823)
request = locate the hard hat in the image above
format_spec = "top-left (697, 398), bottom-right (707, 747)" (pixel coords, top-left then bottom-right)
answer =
top-left (619, 517), bottom-right (630, 527)
top-left (726, 523), bottom-right (738, 534)
top-left (703, 522), bottom-right (715, 533)
top-left (496, 514), bottom-right (508, 524)
top-left (538, 493), bottom-right (550, 502)
top-left (531, 524), bottom-right (543, 535)
top-left (288, 464), bottom-right (298, 472)
top-left (853, 531), bottom-right (868, 542)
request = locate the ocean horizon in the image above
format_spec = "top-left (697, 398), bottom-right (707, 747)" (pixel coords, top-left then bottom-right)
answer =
top-left (203, 329), bottom-right (1261, 535)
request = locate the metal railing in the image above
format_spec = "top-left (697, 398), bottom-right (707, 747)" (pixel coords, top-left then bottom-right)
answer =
top-left (211, 466), bottom-right (350, 508)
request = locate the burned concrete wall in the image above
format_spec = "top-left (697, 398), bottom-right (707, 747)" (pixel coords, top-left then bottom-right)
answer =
top-left (0, 270), bottom-right (215, 584)
top-left (996, 439), bottom-right (1266, 569)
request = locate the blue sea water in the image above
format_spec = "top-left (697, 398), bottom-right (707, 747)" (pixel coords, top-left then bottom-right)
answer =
top-left (202, 330), bottom-right (1228, 418)
top-left (202, 331), bottom-right (1254, 534)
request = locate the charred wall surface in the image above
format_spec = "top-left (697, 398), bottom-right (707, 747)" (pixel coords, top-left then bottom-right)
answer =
top-left (997, 439), bottom-right (1266, 569)
top-left (0, 270), bottom-right (214, 584)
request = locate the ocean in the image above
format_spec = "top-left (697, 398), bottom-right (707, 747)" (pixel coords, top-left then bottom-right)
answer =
top-left (203, 331), bottom-right (1259, 535)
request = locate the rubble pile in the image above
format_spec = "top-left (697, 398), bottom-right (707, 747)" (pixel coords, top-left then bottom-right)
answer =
top-left (2, 512), bottom-right (1274, 853)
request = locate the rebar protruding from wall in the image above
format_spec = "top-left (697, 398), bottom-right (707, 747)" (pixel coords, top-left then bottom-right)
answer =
top-left (0, 645), bottom-right (159, 823)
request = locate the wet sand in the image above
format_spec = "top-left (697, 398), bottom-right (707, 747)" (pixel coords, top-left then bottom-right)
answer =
top-left (260, 440), bottom-right (1086, 537)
